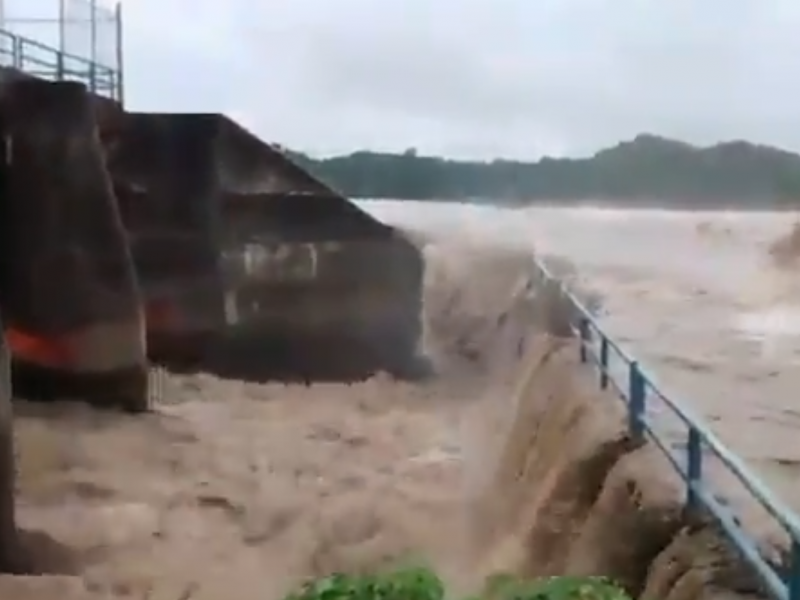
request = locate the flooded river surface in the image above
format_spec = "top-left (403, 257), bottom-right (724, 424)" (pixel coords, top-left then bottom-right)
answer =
top-left (4, 200), bottom-right (796, 599)
top-left (362, 201), bottom-right (800, 511)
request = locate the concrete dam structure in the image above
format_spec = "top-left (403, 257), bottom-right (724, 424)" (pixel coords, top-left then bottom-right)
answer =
top-left (0, 43), bottom-right (426, 390)
top-left (0, 76), bottom-right (147, 413)
top-left (104, 111), bottom-right (425, 380)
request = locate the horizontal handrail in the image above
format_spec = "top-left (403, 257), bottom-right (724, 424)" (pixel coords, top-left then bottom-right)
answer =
top-left (532, 257), bottom-right (800, 600)
top-left (0, 27), bottom-right (118, 100)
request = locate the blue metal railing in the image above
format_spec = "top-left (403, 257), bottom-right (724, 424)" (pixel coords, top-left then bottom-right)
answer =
top-left (532, 258), bottom-right (800, 600)
top-left (0, 28), bottom-right (119, 101)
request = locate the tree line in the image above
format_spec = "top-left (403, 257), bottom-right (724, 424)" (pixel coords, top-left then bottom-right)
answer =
top-left (287, 134), bottom-right (800, 208)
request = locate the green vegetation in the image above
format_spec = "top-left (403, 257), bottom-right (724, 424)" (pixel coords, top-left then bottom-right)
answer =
top-left (288, 135), bottom-right (800, 207)
top-left (283, 566), bottom-right (630, 600)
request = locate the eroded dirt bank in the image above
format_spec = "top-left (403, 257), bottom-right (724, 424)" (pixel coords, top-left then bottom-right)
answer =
top-left (468, 334), bottom-right (774, 600)
top-left (0, 233), bottom-right (777, 600)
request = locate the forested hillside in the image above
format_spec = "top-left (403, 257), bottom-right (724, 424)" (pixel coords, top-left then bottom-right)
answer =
top-left (286, 134), bottom-right (800, 207)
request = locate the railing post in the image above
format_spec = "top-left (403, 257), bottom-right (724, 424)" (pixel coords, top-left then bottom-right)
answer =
top-left (578, 317), bottom-right (589, 363)
top-left (115, 0), bottom-right (125, 105)
top-left (628, 361), bottom-right (646, 443)
top-left (600, 337), bottom-right (609, 389)
top-left (686, 427), bottom-right (702, 512)
top-left (789, 540), bottom-right (800, 600)
top-left (13, 37), bottom-right (22, 69)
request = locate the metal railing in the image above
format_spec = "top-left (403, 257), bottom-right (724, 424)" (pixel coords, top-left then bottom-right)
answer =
top-left (0, 28), bottom-right (118, 100)
top-left (532, 258), bottom-right (800, 600)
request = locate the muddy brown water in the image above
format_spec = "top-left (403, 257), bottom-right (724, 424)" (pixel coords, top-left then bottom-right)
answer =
top-left (0, 233), bottom-right (547, 599)
top-left (369, 203), bottom-right (800, 516)
top-left (0, 203), bottom-right (789, 600)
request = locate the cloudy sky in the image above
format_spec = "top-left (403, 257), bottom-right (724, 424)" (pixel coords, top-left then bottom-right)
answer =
top-left (5, 0), bottom-right (800, 159)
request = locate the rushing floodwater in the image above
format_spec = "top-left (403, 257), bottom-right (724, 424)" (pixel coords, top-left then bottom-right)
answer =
top-left (4, 200), bottom-right (793, 598)
top-left (359, 200), bottom-right (800, 514)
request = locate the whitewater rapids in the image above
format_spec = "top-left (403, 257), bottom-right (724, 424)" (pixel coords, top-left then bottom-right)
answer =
top-left (365, 201), bottom-right (800, 511)
top-left (2, 200), bottom-right (798, 600)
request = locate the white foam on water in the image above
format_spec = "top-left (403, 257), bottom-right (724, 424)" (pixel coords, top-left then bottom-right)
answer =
top-left (733, 306), bottom-right (800, 362)
top-left (357, 199), bottom-right (538, 252)
top-left (735, 306), bottom-right (800, 341)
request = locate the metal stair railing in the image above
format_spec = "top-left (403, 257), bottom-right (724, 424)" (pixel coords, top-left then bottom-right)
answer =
top-left (0, 28), bottom-right (119, 100)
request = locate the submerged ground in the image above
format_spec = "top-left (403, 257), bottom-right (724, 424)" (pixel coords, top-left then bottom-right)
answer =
top-left (368, 202), bottom-right (800, 510)
top-left (2, 202), bottom-right (799, 599)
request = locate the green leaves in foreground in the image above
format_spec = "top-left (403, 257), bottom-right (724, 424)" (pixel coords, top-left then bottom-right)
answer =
top-left (482, 572), bottom-right (629, 600)
top-left (285, 567), bottom-right (443, 600)
top-left (284, 567), bottom-right (631, 600)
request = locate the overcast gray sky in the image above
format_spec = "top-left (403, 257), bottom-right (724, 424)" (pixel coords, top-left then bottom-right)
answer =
top-left (5, 0), bottom-right (800, 159)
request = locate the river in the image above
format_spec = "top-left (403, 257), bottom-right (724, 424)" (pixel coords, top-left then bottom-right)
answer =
top-left (360, 200), bottom-right (800, 515)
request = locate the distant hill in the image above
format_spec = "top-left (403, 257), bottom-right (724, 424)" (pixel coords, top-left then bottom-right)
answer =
top-left (286, 135), bottom-right (800, 208)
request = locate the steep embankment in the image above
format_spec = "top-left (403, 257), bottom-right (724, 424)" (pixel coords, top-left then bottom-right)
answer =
top-left (422, 234), bottom-right (770, 600)
top-left (0, 231), bottom-right (775, 600)
top-left (466, 336), bottom-right (767, 600)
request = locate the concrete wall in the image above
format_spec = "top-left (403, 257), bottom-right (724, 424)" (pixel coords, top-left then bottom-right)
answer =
top-left (0, 77), bottom-right (148, 412)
